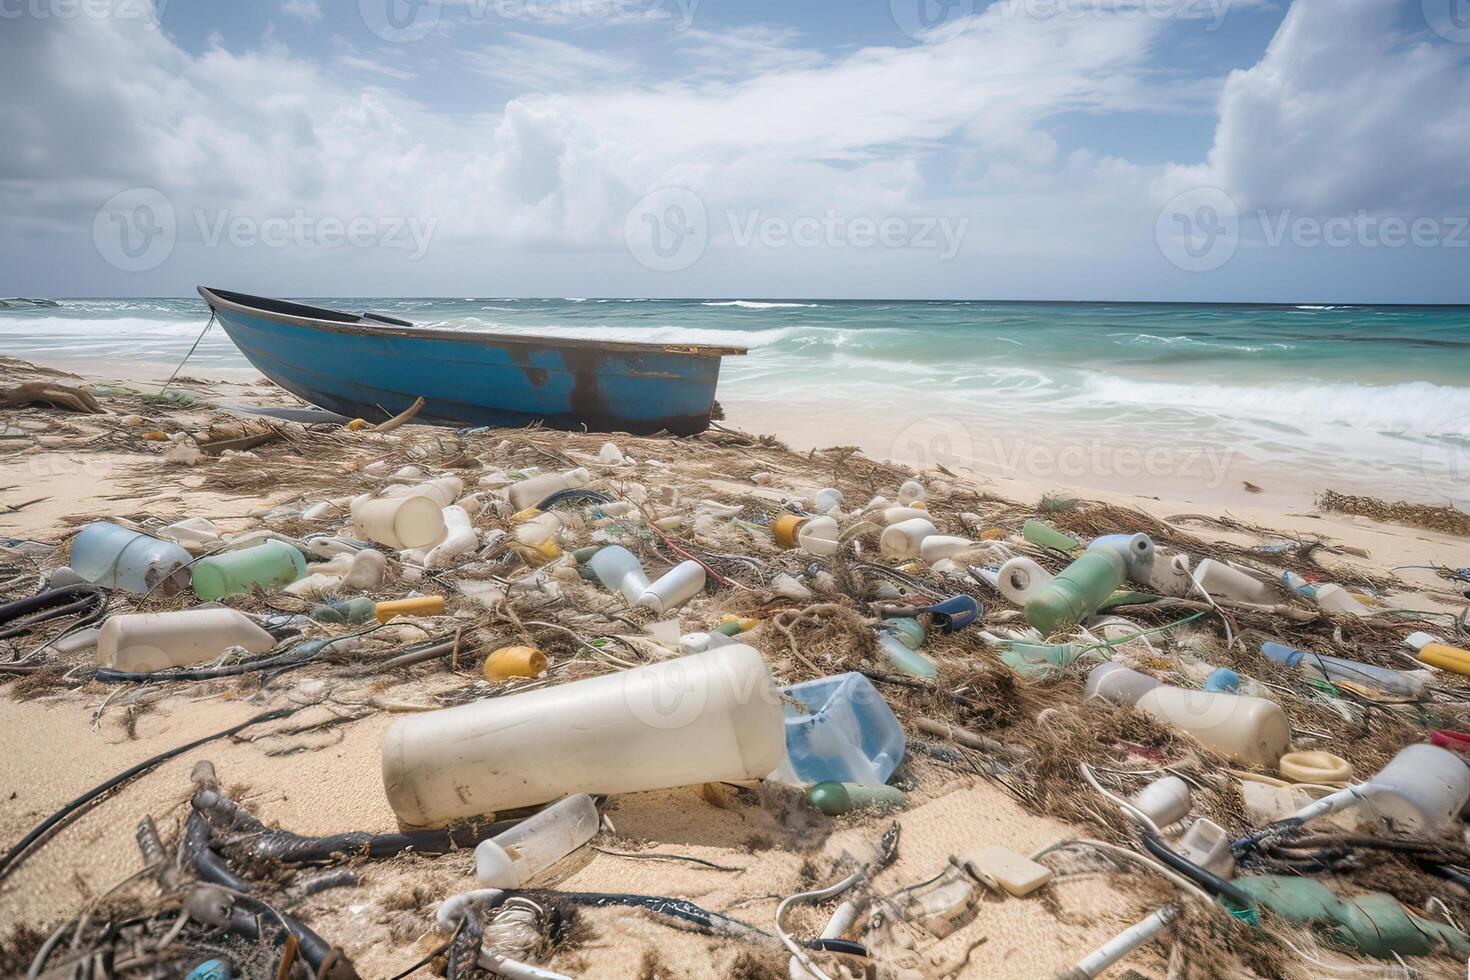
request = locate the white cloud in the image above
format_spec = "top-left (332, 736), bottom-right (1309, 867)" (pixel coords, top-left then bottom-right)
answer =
top-left (1195, 0), bottom-right (1470, 214)
top-left (465, 33), bottom-right (641, 89)
top-left (281, 0), bottom-right (323, 24)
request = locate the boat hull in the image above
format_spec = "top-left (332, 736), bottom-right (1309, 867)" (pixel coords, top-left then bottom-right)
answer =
top-left (202, 289), bottom-right (736, 435)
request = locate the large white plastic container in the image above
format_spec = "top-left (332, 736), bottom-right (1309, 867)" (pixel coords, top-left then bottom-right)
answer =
top-left (98, 609), bottom-right (276, 671)
top-left (381, 645), bottom-right (786, 826)
top-left (507, 468), bottom-right (591, 512)
top-left (70, 522), bottom-right (192, 595)
top-left (880, 518), bottom-right (937, 559)
top-left (1291, 744), bottom-right (1470, 836)
top-left (352, 495), bottom-right (447, 550)
top-left (1135, 685), bottom-right (1291, 768)
top-left (475, 793), bottom-right (600, 887)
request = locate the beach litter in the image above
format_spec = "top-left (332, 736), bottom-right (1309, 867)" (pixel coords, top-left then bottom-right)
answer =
top-left (2, 357), bottom-right (1470, 978)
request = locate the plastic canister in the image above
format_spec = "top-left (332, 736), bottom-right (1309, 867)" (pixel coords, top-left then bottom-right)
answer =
top-left (351, 495), bottom-right (447, 550)
top-left (1135, 686), bottom-right (1292, 768)
top-left (771, 672), bottom-right (905, 786)
top-left (190, 540), bottom-right (307, 601)
top-left (1191, 559), bottom-right (1271, 603)
top-left (1360, 744), bottom-right (1470, 835)
top-left (1024, 548), bottom-right (1125, 635)
top-left (483, 646), bottom-right (547, 681)
top-left (97, 609), bottom-right (276, 671)
top-left (69, 522), bottom-right (192, 595)
top-left (381, 645), bottom-right (785, 826)
top-left (475, 793), bottom-right (600, 887)
top-left (772, 514), bottom-right (806, 549)
top-left (879, 518), bottom-right (937, 559)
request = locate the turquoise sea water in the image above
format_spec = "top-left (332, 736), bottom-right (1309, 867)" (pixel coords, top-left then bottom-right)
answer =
top-left (2, 298), bottom-right (1467, 506)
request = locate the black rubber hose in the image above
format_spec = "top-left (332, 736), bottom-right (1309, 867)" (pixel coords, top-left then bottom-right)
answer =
top-left (445, 904), bottom-right (484, 979)
top-left (214, 893), bottom-right (336, 972)
top-left (1139, 830), bottom-right (1255, 909)
top-left (193, 788), bottom-right (514, 864)
top-left (0, 706), bottom-right (298, 882)
top-left (0, 583), bottom-right (107, 638)
top-left (184, 808), bottom-right (252, 892)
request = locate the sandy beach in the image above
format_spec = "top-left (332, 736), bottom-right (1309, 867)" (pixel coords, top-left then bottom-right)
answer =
top-left (1, 354), bottom-right (1468, 979)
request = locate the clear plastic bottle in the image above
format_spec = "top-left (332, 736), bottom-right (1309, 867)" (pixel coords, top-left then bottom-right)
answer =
top-left (475, 793), bottom-right (600, 887)
top-left (191, 540), bottom-right (307, 600)
top-left (70, 522), bottom-right (192, 595)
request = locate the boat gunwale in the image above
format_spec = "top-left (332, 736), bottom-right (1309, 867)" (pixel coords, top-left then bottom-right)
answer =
top-left (197, 286), bottom-right (748, 358)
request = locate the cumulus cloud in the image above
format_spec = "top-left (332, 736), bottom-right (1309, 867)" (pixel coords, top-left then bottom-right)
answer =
top-left (1199, 0), bottom-right (1470, 214)
top-left (281, 0), bottom-right (323, 25)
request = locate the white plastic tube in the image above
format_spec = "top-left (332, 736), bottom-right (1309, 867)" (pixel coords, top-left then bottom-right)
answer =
top-left (381, 645), bottom-right (786, 825)
top-left (879, 518), bottom-right (937, 559)
top-left (1061, 906), bottom-right (1174, 979)
top-left (508, 468), bottom-right (591, 512)
top-left (475, 794), bottom-right (600, 887)
top-left (638, 560), bottom-right (706, 613)
top-left (97, 609), bottom-right (276, 671)
top-left (352, 495), bottom-right (446, 550)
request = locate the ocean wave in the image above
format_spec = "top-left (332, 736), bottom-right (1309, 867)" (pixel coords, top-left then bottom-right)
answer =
top-left (0, 315), bottom-right (211, 338)
top-left (1077, 374), bottom-right (1470, 437)
top-left (1107, 332), bottom-right (1295, 353)
top-left (702, 300), bottom-right (822, 309)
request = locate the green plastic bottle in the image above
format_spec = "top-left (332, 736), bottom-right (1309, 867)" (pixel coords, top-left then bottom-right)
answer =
top-left (878, 630), bottom-right (937, 678)
top-left (191, 540), bottom-right (307, 601)
top-left (1231, 876), bottom-right (1470, 958)
top-left (807, 781), bottom-right (907, 815)
top-left (1022, 519), bottom-right (1079, 552)
top-left (1024, 548), bottom-right (1125, 636)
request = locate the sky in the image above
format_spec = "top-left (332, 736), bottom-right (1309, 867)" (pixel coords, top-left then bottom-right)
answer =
top-left (1, 0), bottom-right (1468, 301)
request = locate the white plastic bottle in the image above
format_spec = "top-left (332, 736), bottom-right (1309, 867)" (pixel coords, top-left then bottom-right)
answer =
top-left (381, 645), bottom-right (785, 826)
top-left (796, 516), bottom-right (840, 557)
top-left (638, 560), bottom-right (706, 613)
top-left (919, 535), bottom-right (973, 564)
top-left (475, 794), bottom-right (600, 887)
top-left (352, 495), bottom-right (447, 550)
top-left (880, 518), bottom-right (938, 559)
top-left (1191, 559), bottom-right (1272, 603)
top-left (879, 507), bottom-right (929, 526)
top-left (423, 506), bottom-right (478, 566)
top-left (508, 468), bottom-right (591, 512)
top-left (98, 609), bottom-right (276, 671)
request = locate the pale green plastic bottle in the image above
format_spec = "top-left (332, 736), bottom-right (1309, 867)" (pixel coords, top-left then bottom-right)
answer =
top-left (191, 540), bottom-right (307, 601)
top-left (1024, 548), bottom-right (1124, 636)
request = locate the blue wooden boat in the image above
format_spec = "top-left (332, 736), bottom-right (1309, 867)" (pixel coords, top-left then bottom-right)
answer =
top-left (198, 286), bottom-right (745, 435)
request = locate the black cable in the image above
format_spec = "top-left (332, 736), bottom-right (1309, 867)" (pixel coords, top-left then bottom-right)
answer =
top-left (0, 706), bottom-right (298, 881)
top-left (0, 583), bottom-right (107, 639)
top-left (95, 637), bottom-right (329, 683)
top-left (1139, 830), bottom-right (1255, 909)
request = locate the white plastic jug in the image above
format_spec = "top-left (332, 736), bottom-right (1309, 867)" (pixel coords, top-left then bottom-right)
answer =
top-left (880, 518), bottom-right (937, 559)
top-left (381, 645), bottom-right (785, 826)
top-left (98, 609), bottom-right (276, 671)
top-left (475, 793), bottom-right (600, 888)
top-left (70, 522), bottom-right (192, 595)
top-left (352, 495), bottom-right (447, 550)
top-left (1292, 744), bottom-right (1470, 836)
